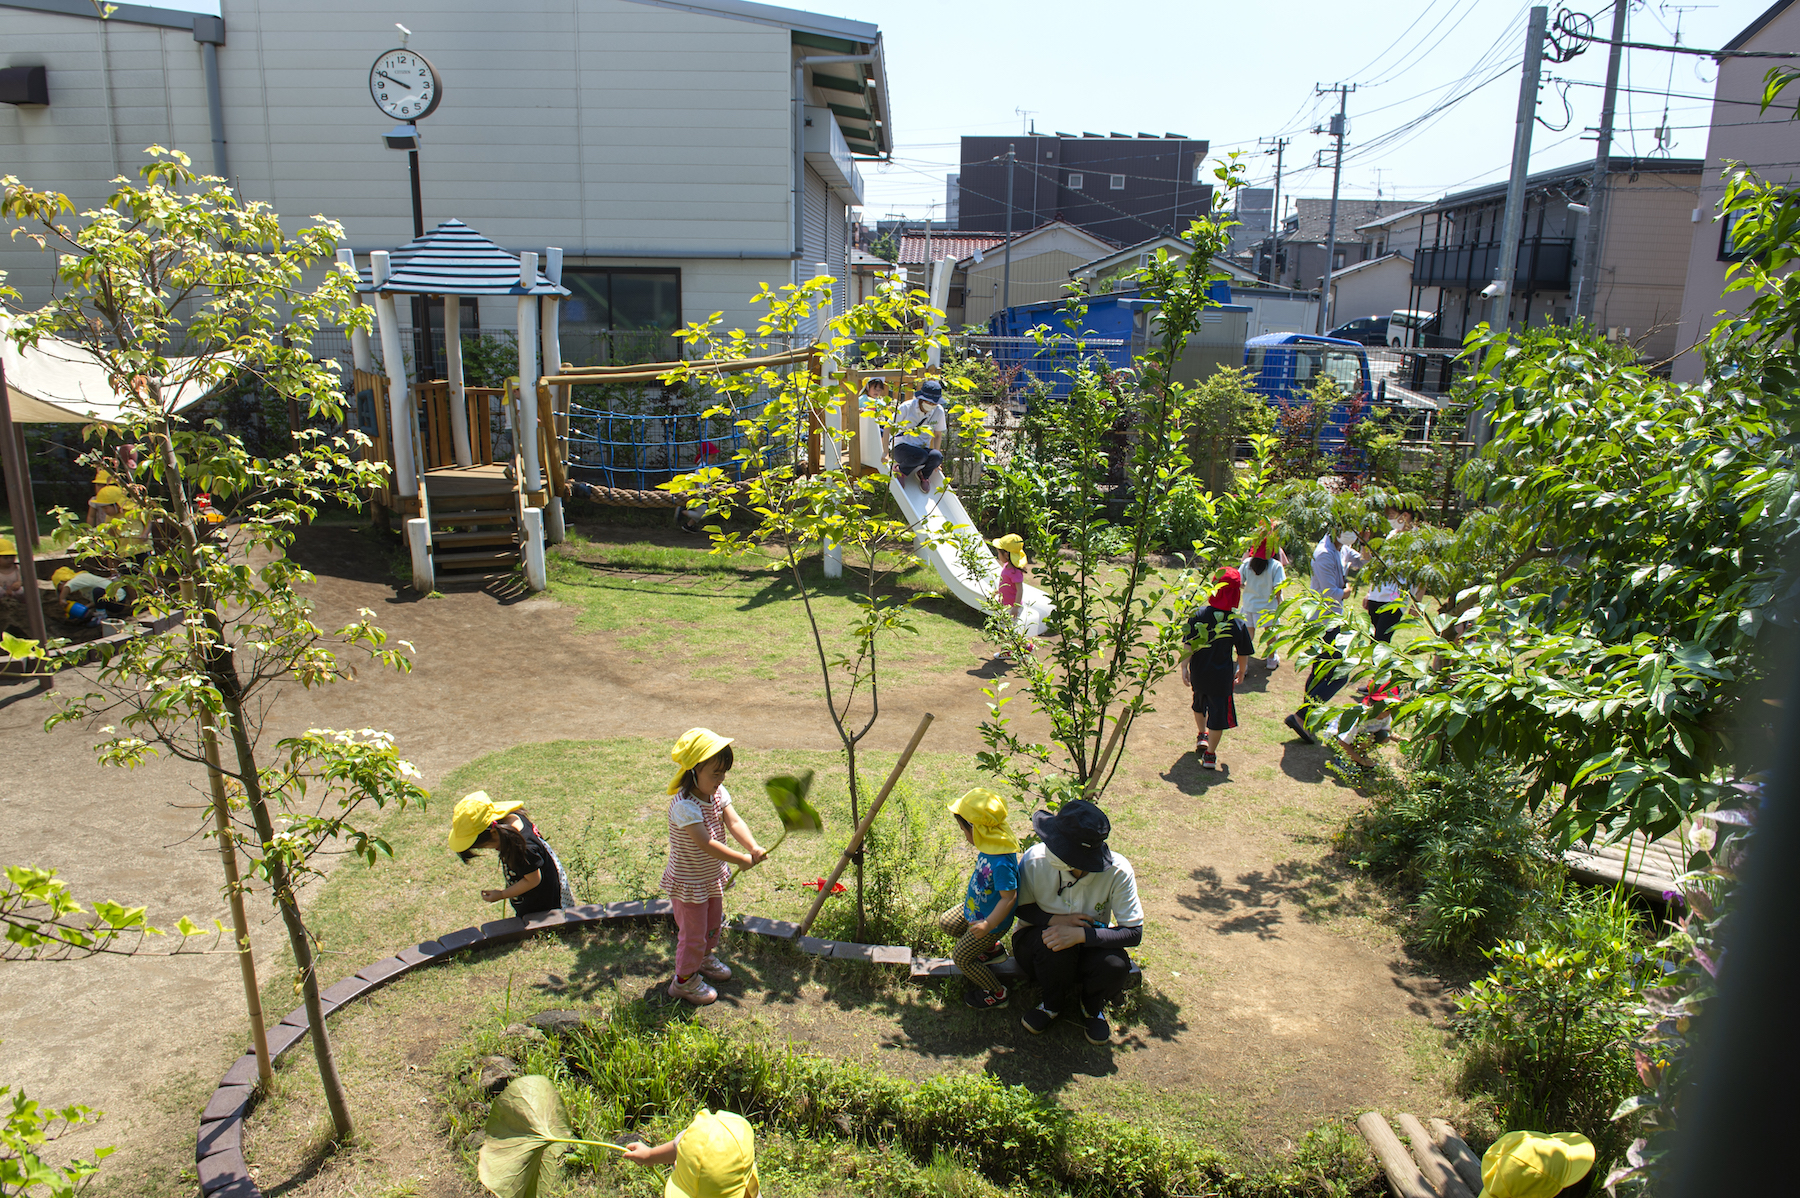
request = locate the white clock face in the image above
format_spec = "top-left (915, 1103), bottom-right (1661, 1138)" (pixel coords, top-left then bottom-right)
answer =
top-left (369, 49), bottom-right (441, 121)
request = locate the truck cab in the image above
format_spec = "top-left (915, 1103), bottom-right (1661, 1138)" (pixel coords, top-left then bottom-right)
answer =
top-left (1243, 333), bottom-right (1371, 405)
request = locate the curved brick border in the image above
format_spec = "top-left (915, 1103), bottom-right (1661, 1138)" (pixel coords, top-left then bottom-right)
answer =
top-left (194, 902), bottom-right (1138, 1196)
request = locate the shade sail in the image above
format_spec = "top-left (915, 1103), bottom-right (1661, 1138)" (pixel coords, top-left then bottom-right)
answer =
top-left (359, 219), bottom-right (569, 297)
top-left (1, 320), bottom-right (232, 424)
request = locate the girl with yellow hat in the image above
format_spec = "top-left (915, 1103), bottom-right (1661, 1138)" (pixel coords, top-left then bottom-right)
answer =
top-left (662, 729), bottom-right (768, 1006)
top-left (937, 788), bottom-right (1021, 1011)
top-left (0, 536), bottom-right (21, 602)
top-left (448, 792), bottom-right (574, 915)
top-left (623, 1107), bottom-right (759, 1198)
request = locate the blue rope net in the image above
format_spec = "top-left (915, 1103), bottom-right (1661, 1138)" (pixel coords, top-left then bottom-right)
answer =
top-left (564, 377), bottom-right (791, 492)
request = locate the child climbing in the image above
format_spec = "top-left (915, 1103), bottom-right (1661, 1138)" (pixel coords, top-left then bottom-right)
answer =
top-left (622, 1108), bottom-right (760, 1197)
top-left (936, 788), bottom-right (1020, 1011)
top-left (663, 728), bottom-right (767, 1006)
top-left (449, 792), bottom-right (576, 916)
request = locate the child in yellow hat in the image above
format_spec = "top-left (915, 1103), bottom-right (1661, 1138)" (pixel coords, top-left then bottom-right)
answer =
top-left (1480, 1130), bottom-right (1593, 1198)
top-left (990, 535), bottom-right (1027, 626)
top-left (937, 788), bottom-right (1021, 1011)
top-left (448, 792), bottom-right (574, 915)
top-left (623, 1107), bottom-right (759, 1198)
top-left (662, 729), bottom-right (768, 1006)
top-left (0, 537), bottom-right (21, 602)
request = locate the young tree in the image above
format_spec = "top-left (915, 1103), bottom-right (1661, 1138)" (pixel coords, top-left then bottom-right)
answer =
top-left (2, 150), bottom-right (427, 1141)
top-left (662, 276), bottom-right (979, 940)
top-left (977, 161), bottom-right (1280, 809)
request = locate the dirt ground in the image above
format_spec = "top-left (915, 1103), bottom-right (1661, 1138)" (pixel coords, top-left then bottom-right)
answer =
top-left (0, 520), bottom-right (1458, 1194)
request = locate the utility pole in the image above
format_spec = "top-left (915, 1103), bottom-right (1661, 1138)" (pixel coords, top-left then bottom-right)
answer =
top-left (1575, 0), bottom-right (1627, 323)
top-left (1490, 6), bottom-right (1550, 330)
top-left (1003, 143), bottom-right (1016, 312)
top-left (1314, 84), bottom-right (1353, 334)
top-left (1258, 136), bottom-right (1289, 282)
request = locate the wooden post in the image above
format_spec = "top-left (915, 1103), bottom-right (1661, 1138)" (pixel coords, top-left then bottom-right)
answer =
top-left (1427, 1118), bottom-right (1485, 1197)
top-left (1354, 1112), bottom-right (1437, 1198)
top-left (0, 360), bottom-right (48, 646)
top-left (795, 713), bottom-right (934, 937)
top-left (1396, 1113), bottom-right (1475, 1198)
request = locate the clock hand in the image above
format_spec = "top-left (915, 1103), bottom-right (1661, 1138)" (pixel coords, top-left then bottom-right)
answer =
top-left (377, 70), bottom-right (414, 91)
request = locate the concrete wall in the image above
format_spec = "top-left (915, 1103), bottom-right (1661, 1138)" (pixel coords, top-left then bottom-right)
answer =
top-left (1673, 5), bottom-right (1800, 381)
top-left (0, 0), bottom-right (844, 337)
top-left (1327, 255), bottom-right (1417, 331)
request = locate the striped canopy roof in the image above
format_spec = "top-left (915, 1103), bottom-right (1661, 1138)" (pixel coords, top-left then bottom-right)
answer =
top-left (359, 219), bottom-right (569, 297)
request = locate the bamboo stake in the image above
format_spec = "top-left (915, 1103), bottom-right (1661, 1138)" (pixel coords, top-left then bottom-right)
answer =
top-left (795, 713), bottom-right (933, 937)
top-left (1081, 711), bottom-right (1133, 800)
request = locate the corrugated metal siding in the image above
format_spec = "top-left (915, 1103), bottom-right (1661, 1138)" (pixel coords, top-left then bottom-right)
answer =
top-left (800, 165), bottom-right (830, 337)
top-left (962, 249), bottom-right (1095, 327)
top-left (827, 193), bottom-right (849, 317)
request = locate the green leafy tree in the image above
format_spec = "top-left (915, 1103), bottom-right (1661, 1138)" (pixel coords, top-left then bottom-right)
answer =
top-left (1186, 364), bottom-right (1275, 493)
top-left (1, 150), bottom-right (428, 1141)
top-left (661, 276), bottom-right (980, 939)
top-left (977, 161), bottom-right (1280, 809)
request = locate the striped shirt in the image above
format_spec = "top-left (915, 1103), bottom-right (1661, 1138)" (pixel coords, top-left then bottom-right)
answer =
top-left (661, 785), bottom-right (734, 903)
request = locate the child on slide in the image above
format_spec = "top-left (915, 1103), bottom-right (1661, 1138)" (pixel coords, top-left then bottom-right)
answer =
top-left (449, 792), bottom-right (576, 914)
top-left (663, 729), bottom-right (768, 1006)
top-left (937, 788), bottom-right (1020, 1011)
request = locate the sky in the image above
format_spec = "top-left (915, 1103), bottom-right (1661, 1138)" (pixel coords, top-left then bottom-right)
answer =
top-left (820, 0), bottom-right (1761, 222)
top-left (153, 0), bottom-right (1761, 221)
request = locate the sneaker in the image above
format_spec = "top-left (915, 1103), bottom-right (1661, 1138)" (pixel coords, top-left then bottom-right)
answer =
top-left (975, 944), bottom-right (1007, 965)
top-left (963, 985), bottom-right (1009, 1010)
top-left (1021, 1003), bottom-right (1060, 1034)
top-left (697, 953), bottom-right (732, 982)
top-left (1284, 712), bottom-right (1317, 745)
top-left (1265, 653), bottom-right (1280, 670)
top-left (667, 973), bottom-right (718, 1006)
top-left (1200, 750), bottom-right (1218, 771)
top-left (1081, 1001), bottom-right (1112, 1044)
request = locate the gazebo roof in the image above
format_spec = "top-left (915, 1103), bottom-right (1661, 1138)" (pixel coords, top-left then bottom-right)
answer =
top-left (359, 220), bottom-right (570, 297)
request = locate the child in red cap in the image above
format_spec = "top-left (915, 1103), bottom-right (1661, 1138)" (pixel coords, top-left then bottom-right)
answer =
top-left (1180, 568), bottom-right (1256, 771)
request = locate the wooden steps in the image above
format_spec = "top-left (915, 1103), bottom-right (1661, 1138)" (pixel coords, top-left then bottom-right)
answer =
top-left (1564, 829), bottom-right (1691, 898)
top-left (428, 489), bottom-right (520, 581)
top-left (1355, 1112), bottom-right (1481, 1198)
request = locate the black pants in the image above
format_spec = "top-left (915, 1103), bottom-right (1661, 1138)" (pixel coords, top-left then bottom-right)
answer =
top-left (890, 441), bottom-right (942, 481)
top-left (1303, 624), bottom-right (1348, 708)
top-left (1011, 925), bottom-right (1134, 1014)
top-left (1368, 600), bottom-right (1404, 644)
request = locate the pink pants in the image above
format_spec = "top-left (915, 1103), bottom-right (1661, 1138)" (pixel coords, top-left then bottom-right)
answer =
top-left (672, 896), bottom-right (724, 979)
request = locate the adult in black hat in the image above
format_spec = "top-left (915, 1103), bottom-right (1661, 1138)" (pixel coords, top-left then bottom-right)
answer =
top-left (882, 378), bottom-right (947, 494)
top-left (1010, 799), bottom-right (1144, 1043)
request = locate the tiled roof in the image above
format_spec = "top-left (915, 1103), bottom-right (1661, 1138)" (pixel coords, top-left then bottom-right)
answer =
top-left (896, 232), bottom-right (1008, 265)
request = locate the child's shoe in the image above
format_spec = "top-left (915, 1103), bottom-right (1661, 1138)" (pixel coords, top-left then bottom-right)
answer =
top-left (1200, 750), bottom-right (1218, 771)
top-left (668, 973), bottom-right (718, 1006)
top-left (697, 953), bottom-right (732, 982)
top-left (975, 944), bottom-right (1007, 965)
top-left (1021, 1003), bottom-right (1060, 1034)
top-left (963, 985), bottom-right (1008, 1010)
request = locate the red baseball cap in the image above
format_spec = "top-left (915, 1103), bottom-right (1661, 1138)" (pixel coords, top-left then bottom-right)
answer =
top-left (1208, 567), bottom-right (1242, 610)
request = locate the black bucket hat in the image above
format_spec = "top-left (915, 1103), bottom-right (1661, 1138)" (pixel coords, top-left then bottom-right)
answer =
top-left (914, 378), bottom-right (944, 404)
top-left (1031, 799), bottom-right (1113, 873)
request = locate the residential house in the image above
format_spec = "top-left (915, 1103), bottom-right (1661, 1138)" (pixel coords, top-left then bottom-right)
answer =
top-left (957, 132), bottom-right (1211, 245)
top-left (1412, 157), bottom-right (1702, 363)
top-left (1323, 254), bottom-right (1419, 333)
top-left (1672, 0), bottom-right (1800, 382)
top-left (954, 219), bottom-right (1116, 329)
top-left (0, 0), bottom-right (891, 359)
top-left (1350, 203), bottom-right (1440, 318)
top-left (1257, 197), bottom-right (1420, 303)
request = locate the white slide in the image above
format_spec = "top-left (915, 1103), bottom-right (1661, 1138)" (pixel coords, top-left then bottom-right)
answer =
top-left (882, 461), bottom-right (1054, 638)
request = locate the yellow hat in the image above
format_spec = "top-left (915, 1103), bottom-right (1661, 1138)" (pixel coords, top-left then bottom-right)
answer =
top-left (990, 534), bottom-right (1026, 568)
top-left (948, 788), bottom-right (1019, 854)
top-left (1480, 1131), bottom-right (1595, 1198)
top-left (52, 567), bottom-right (77, 585)
top-left (93, 466), bottom-right (114, 485)
top-left (448, 791), bottom-right (525, 853)
top-left (666, 1109), bottom-right (759, 1198)
top-left (668, 728), bottom-right (734, 795)
top-left (0, 536), bottom-right (13, 556)
top-left (94, 486), bottom-right (125, 506)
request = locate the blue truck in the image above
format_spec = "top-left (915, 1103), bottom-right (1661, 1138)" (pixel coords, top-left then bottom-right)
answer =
top-left (1242, 332), bottom-right (1372, 405)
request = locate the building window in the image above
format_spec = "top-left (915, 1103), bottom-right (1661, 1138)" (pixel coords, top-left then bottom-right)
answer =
top-left (560, 267), bottom-right (682, 364)
top-left (1109, 174), bottom-right (1126, 190)
top-left (1719, 207), bottom-right (1753, 262)
top-left (1334, 252), bottom-right (1345, 269)
top-left (1068, 173), bottom-right (1084, 190)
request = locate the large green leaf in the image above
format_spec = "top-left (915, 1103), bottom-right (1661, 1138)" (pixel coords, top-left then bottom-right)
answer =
top-left (478, 1076), bottom-right (575, 1198)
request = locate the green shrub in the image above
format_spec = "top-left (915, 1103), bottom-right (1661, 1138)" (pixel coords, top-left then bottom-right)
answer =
top-left (1340, 760), bottom-right (1557, 958)
top-left (809, 783), bottom-right (965, 951)
top-left (1455, 888), bottom-right (1657, 1178)
top-left (452, 1003), bottom-right (1381, 1198)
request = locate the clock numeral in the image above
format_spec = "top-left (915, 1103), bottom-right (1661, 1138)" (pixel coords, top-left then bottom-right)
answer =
top-left (380, 92), bottom-right (388, 100)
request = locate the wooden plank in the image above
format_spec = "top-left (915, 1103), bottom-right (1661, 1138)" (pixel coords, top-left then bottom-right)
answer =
top-left (1355, 1112), bottom-right (1437, 1198)
top-left (1427, 1119), bottom-right (1484, 1197)
top-left (1396, 1113), bottom-right (1473, 1198)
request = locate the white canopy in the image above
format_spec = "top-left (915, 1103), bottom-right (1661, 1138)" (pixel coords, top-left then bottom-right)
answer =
top-left (1, 322), bottom-right (229, 424)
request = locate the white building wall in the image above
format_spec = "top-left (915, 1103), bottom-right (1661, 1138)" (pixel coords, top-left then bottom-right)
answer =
top-left (0, 0), bottom-right (826, 336)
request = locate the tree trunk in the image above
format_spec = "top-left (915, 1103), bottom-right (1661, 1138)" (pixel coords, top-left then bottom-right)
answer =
top-left (845, 748), bottom-right (864, 943)
top-left (220, 686), bottom-right (355, 1141)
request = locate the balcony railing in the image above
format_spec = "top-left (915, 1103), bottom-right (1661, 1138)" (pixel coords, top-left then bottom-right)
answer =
top-left (1413, 237), bottom-right (1573, 291)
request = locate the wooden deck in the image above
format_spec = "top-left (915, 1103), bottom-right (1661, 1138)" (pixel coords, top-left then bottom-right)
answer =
top-left (1564, 830), bottom-right (1691, 897)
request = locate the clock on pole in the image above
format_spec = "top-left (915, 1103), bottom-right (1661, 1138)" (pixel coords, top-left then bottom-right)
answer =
top-left (371, 26), bottom-right (442, 380)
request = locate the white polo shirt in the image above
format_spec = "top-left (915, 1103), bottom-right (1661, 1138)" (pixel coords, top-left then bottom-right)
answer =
top-left (1015, 842), bottom-right (1143, 928)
